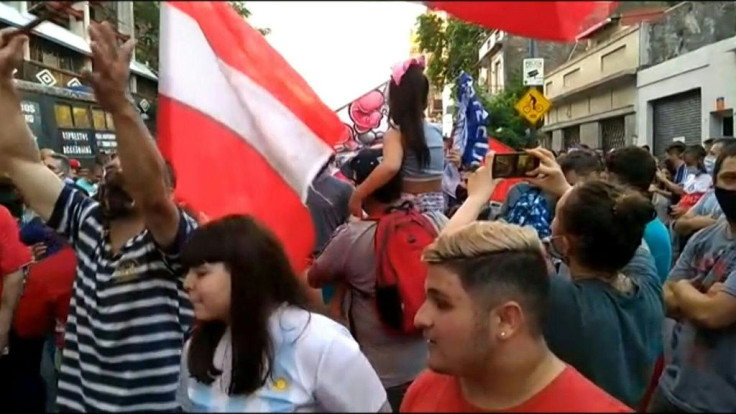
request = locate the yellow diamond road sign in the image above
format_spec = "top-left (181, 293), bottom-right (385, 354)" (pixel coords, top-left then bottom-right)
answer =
top-left (515, 88), bottom-right (551, 124)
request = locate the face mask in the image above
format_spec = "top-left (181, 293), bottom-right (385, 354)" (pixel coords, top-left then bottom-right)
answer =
top-left (704, 156), bottom-right (716, 175)
top-left (547, 236), bottom-right (568, 263)
top-left (715, 187), bottom-right (736, 223)
top-left (686, 166), bottom-right (700, 176)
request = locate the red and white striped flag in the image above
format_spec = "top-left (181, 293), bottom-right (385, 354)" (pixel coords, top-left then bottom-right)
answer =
top-left (157, 2), bottom-right (344, 271)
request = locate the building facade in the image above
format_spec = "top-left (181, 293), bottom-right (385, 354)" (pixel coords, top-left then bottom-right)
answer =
top-left (0, 1), bottom-right (157, 163)
top-left (541, 25), bottom-right (640, 151)
top-left (540, 1), bottom-right (736, 153)
top-left (636, 1), bottom-right (736, 153)
top-left (477, 29), bottom-right (575, 97)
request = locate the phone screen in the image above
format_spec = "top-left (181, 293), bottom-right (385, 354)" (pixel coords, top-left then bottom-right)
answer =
top-left (492, 153), bottom-right (540, 179)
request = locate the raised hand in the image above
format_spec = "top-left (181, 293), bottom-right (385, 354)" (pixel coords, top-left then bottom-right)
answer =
top-left (466, 151), bottom-right (501, 202)
top-left (83, 21), bottom-right (136, 112)
top-left (0, 29), bottom-right (27, 83)
top-left (524, 147), bottom-right (572, 198)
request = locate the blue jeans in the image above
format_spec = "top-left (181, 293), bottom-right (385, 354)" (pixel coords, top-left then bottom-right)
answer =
top-left (40, 334), bottom-right (58, 412)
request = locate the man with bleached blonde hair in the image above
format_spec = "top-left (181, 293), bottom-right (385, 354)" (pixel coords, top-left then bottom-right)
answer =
top-left (401, 152), bottom-right (631, 413)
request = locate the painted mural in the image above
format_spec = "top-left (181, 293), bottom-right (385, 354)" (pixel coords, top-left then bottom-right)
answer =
top-left (333, 82), bottom-right (390, 163)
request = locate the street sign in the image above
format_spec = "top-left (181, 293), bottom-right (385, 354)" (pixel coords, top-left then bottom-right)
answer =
top-left (515, 88), bottom-right (551, 125)
top-left (523, 58), bottom-right (544, 86)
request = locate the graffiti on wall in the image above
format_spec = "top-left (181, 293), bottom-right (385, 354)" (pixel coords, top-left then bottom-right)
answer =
top-left (333, 81), bottom-right (390, 156)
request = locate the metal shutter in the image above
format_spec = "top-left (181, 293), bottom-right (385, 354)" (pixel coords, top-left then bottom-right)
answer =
top-left (652, 89), bottom-right (702, 155)
top-left (601, 116), bottom-right (626, 152)
top-left (563, 125), bottom-right (580, 149)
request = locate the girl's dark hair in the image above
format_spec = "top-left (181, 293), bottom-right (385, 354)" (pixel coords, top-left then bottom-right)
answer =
top-left (560, 180), bottom-right (656, 275)
top-left (684, 145), bottom-right (707, 171)
top-left (388, 64), bottom-right (430, 167)
top-left (181, 215), bottom-right (309, 396)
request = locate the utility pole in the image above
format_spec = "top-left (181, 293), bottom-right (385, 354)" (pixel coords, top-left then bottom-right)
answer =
top-left (527, 38), bottom-right (538, 145)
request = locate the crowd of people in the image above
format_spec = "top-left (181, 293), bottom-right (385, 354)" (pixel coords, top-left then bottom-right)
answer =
top-left (0, 20), bottom-right (734, 413)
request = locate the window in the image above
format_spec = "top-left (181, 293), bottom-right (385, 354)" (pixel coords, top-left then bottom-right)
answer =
top-left (29, 37), bottom-right (84, 73)
top-left (724, 116), bottom-right (734, 137)
top-left (54, 104), bottom-right (74, 128)
top-left (563, 68), bottom-right (580, 87)
top-left (92, 109), bottom-right (106, 130)
top-left (105, 112), bottom-right (115, 131)
top-left (492, 58), bottom-right (503, 93)
top-left (90, 2), bottom-right (118, 24)
top-left (136, 77), bottom-right (158, 98)
top-left (72, 106), bottom-right (91, 129)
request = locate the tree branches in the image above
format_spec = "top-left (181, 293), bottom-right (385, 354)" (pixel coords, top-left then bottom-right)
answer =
top-left (413, 13), bottom-right (488, 91)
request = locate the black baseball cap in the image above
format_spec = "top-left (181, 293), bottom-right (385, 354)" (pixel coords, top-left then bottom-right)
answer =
top-left (348, 148), bottom-right (383, 185)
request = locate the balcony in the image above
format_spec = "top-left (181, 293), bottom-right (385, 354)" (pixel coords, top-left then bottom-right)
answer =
top-left (544, 26), bottom-right (640, 102)
top-left (17, 60), bottom-right (87, 89)
top-left (478, 30), bottom-right (505, 62)
top-left (28, 1), bottom-right (83, 29)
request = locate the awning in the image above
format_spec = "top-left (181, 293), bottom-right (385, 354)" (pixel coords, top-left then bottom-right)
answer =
top-left (0, 2), bottom-right (157, 81)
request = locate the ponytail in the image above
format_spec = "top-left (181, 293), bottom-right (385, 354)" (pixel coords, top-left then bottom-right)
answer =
top-left (388, 64), bottom-right (430, 168)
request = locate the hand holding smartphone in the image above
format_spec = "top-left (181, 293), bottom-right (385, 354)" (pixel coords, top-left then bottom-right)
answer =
top-left (491, 152), bottom-right (541, 179)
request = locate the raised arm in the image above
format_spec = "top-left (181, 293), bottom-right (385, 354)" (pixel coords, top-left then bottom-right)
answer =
top-left (440, 152), bottom-right (500, 236)
top-left (349, 129), bottom-right (403, 217)
top-left (656, 171), bottom-right (684, 196)
top-left (85, 22), bottom-right (180, 247)
top-left (0, 31), bottom-right (64, 221)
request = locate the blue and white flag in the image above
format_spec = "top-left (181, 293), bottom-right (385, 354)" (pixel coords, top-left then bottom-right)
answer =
top-left (443, 72), bottom-right (489, 199)
top-left (455, 72), bottom-right (489, 166)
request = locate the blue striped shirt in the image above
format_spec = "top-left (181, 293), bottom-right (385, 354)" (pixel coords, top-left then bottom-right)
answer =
top-left (47, 186), bottom-right (196, 412)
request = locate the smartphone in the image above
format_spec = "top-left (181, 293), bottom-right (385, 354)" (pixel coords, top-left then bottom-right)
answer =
top-left (492, 152), bottom-right (540, 179)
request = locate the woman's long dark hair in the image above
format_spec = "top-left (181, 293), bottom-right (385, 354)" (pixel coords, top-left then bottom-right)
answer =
top-left (181, 215), bottom-right (309, 396)
top-left (560, 181), bottom-right (655, 275)
top-left (388, 63), bottom-right (430, 168)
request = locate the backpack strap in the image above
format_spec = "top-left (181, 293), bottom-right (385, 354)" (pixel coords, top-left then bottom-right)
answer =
top-left (364, 200), bottom-right (416, 222)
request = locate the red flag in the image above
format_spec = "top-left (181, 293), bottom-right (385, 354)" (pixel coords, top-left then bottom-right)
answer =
top-left (157, 2), bottom-right (344, 272)
top-left (426, 1), bottom-right (619, 42)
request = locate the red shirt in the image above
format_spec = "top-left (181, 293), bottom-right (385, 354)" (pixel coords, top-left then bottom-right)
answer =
top-left (0, 205), bottom-right (31, 277)
top-left (401, 366), bottom-right (633, 413)
top-left (0, 206), bottom-right (75, 342)
top-left (12, 247), bottom-right (76, 341)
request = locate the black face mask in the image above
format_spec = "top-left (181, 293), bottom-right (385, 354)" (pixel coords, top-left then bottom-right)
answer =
top-left (715, 187), bottom-right (736, 223)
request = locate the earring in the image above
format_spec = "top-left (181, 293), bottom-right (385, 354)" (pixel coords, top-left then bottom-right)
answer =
top-left (500, 332), bottom-right (507, 338)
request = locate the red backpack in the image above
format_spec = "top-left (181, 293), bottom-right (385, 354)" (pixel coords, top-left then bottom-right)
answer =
top-left (372, 203), bottom-right (438, 335)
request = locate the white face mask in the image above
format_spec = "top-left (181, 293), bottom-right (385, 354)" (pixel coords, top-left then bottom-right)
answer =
top-left (705, 156), bottom-right (716, 175)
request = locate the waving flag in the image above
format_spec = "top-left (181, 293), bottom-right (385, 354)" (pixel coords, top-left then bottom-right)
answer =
top-left (157, 2), bottom-right (344, 271)
top-left (443, 72), bottom-right (489, 199)
top-left (426, 1), bottom-right (619, 42)
top-left (455, 72), bottom-right (489, 167)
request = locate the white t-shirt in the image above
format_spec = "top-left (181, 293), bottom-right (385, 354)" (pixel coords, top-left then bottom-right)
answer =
top-left (682, 172), bottom-right (712, 194)
top-left (177, 305), bottom-right (388, 412)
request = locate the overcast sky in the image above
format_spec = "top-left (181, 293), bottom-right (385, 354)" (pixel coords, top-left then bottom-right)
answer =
top-left (246, 1), bottom-right (426, 110)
